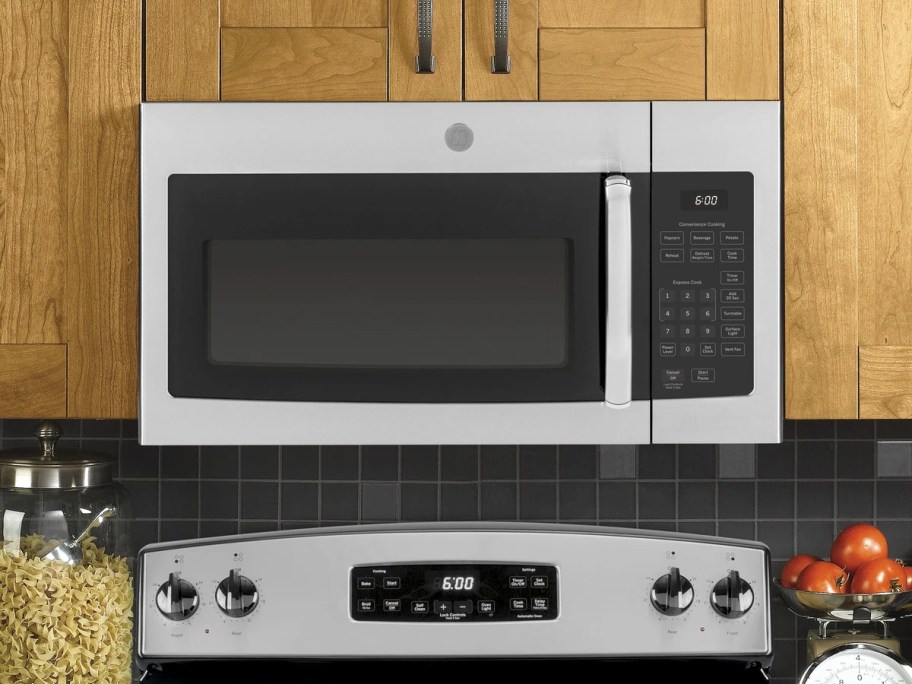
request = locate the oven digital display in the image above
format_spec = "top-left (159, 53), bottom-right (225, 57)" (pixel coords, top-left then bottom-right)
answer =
top-left (428, 573), bottom-right (477, 591)
top-left (680, 189), bottom-right (729, 211)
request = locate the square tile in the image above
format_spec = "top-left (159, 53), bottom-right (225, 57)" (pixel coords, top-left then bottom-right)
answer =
top-left (877, 521), bottom-right (912, 560)
top-left (125, 480), bottom-right (160, 519)
top-left (877, 442), bottom-right (912, 477)
top-left (401, 446), bottom-right (438, 481)
top-left (441, 446), bottom-right (478, 481)
top-left (758, 482), bottom-right (795, 519)
top-left (321, 483), bottom-right (359, 520)
top-left (797, 521), bottom-right (835, 558)
top-left (362, 483), bottom-right (398, 521)
top-left (201, 446), bottom-right (239, 479)
top-left (441, 484), bottom-right (478, 521)
top-left (161, 481), bottom-right (198, 519)
top-left (200, 481), bottom-right (239, 519)
top-left (200, 520), bottom-right (238, 538)
top-left (718, 521), bottom-right (755, 541)
top-left (241, 481), bottom-right (278, 520)
top-left (400, 483), bottom-right (438, 521)
top-left (877, 481), bottom-right (912, 518)
top-left (559, 445), bottom-right (597, 479)
top-left (598, 482), bottom-right (636, 520)
top-left (321, 446), bottom-right (359, 480)
top-left (637, 444), bottom-right (676, 479)
top-left (757, 442), bottom-right (795, 479)
top-left (837, 481), bottom-right (873, 518)
top-left (519, 482), bottom-right (557, 520)
top-left (480, 445), bottom-right (517, 480)
top-left (719, 444), bottom-right (756, 478)
top-left (281, 446), bottom-right (319, 480)
top-left (480, 482), bottom-right (517, 520)
top-left (796, 420), bottom-right (835, 439)
top-left (836, 442), bottom-right (876, 478)
top-left (836, 420), bottom-right (876, 440)
top-left (119, 442), bottom-right (160, 478)
top-left (82, 420), bottom-right (120, 438)
top-left (519, 445), bottom-right (557, 480)
top-left (161, 520), bottom-right (198, 542)
top-left (757, 521), bottom-right (795, 559)
top-left (599, 445), bottom-right (636, 479)
top-left (637, 482), bottom-right (675, 520)
top-left (718, 482), bottom-right (755, 519)
top-left (678, 445), bottom-right (717, 479)
top-left (797, 442), bottom-right (835, 479)
top-left (132, 520), bottom-right (159, 549)
top-left (361, 446), bottom-right (399, 481)
top-left (678, 482), bottom-right (715, 519)
top-left (558, 482), bottom-right (596, 520)
top-left (876, 421), bottom-right (912, 440)
top-left (281, 482), bottom-right (318, 520)
top-left (160, 446), bottom-right (198, 479)
top-left (121, 420), bottom-right (139, 438)
top-left (241, 446), bottom-right (279, 479)
top-left (796, 481), bottom-right (834, 518)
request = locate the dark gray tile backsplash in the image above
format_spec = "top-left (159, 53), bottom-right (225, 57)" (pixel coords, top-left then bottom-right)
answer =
top-left (7, 417), bottom-right (912, 682)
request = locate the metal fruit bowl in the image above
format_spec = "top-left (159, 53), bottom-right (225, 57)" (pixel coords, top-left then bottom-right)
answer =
top-left (774, 580), bottom-right (912, 621)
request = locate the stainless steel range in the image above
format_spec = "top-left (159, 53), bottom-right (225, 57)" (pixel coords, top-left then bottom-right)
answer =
top-left (136, 523), bottom-right (772, 681)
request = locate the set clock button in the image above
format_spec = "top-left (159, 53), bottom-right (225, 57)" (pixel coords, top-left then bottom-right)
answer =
top-left (215, 569), bottom-right (259, 618)
top-left (711, 570), bottom-right (754, 619)
top-left (531, 576), bottom-right (548, 588)
top-left (156, 572), bottom-right (199, 622)
top-left (650, 567), bottom-right (694, 616)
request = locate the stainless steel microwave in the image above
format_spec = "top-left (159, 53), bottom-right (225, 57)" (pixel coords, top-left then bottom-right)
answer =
top-left (140, 102), bottom-right (780, 445)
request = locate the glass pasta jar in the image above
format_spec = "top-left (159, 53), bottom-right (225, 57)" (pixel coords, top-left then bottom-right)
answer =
top-left (0, 421), bottom-right (134, 683)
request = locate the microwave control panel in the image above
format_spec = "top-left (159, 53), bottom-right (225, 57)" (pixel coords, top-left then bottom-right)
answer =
top-left (652, 172), bottom-right (754, 399)
top-left (350, 563), bottom-right (558, 622)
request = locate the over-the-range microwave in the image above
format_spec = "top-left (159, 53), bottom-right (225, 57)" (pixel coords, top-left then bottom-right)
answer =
top-left (140, 102), bottom-right (780, 445)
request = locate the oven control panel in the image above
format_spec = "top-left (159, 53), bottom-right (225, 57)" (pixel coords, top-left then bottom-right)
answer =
top-left (350, 564), bottom-right (558, 622)
top-left (652, 172), bottom-right (754, 399)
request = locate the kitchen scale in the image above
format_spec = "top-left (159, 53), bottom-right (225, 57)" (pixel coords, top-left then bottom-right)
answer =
top-left (776, 581), bottom-right (912, 682)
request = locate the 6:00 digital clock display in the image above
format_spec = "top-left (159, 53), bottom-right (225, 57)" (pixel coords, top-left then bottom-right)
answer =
top-left (428, 573), bottom-right (477, 591)
top-left (681, 189), bottom-right (729, 211)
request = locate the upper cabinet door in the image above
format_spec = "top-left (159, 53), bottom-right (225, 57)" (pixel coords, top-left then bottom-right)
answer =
top-left (465, 0), bottom-right (540, 101)
top-left (390, 0), bottom-right (463, 101)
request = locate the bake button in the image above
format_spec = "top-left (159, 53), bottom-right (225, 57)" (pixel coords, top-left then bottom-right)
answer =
top-left (660, 288), bottom-right (677, 304)
top-left (690, 231), bottom-right (715, 245)
top-left (721, 289), bottom-right (745, 304)
top-left (383, 599), bottom-right (401, 612)
top-left (721, 271), bottom-right (745, 285)
top-left (660, 306), bottom-right (675, 321)
top-left (531, 576), bottom-right (548, 588)
top-left (699, 324), bottom-right (716, 339)
top-left (660, 325), bottom-right (676, 340)
top-left (411, 601), bottom-right (430, 614)
top-left (433, 600), bottom-right (452, 615)
top-left (690, 248), bottom-right (715, 263)
top-left (660, 249), bottom-right (685, 263)
top-left (454, 600), bottom-right (473, 614)
top-left (660, 231), bottom-right (684, 245)
top-left (357, 578), bottom-right (376, 590)
top-left (722, 324), bottom-right (746, 339)
top-left (720, 248), bottom-right (745, 263)
top-left (722, 343), bottom-right (746, 357)
top-left (531, 598), bottom-right (550, 611)
top-left (679, 307), bottom-right (695, 321)
top-left (680, 342), bottom-right (696, 357)
top-left (659, 343), bottom-right (676, 358)
top-left (720, 306), bottom-right (745, 321)
top-left (680, 290), bottom-right (696, 304)
top-left (699, 307), bottom-right (716, 322)
top-left (699, 288), bottom-right (716, 304)
top-left (691, 368), bottom-right (716, 383)
top-left (509, 576), bottom-right (528, 589)
top-left (510, 598), bottom-right (528, 612)
top-left (478, 601), bottom-right (496, 614)
top-left (700, 343), bottom-right (717, 357)
top-left (721, 231), bottom-right (745, 245)
top-left (680, 325), bottom-right (696, 339)
top-left (358, 599), bottom-right (375, 612)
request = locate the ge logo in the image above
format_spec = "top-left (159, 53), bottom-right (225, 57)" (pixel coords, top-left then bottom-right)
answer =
top-left (445, 123), bottom-right (474, 152)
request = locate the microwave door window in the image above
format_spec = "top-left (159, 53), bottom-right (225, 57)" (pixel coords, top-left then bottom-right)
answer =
top-left (207, 239), bottom-right (569, 369)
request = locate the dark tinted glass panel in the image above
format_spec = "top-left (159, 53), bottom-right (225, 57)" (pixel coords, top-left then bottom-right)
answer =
top-left (208, 239), bottom-right (569, 369)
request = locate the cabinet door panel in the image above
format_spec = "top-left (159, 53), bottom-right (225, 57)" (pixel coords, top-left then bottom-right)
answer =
top-left (540, 28), bottom-right (705, 101)
top-left (0, 345), bottom-right (67, 418)
top-left (707, 0), bottom-right (779, 101)
top-left (390, 0), bottom-right (462, 101)
top-left (540, 0), bottom-right (704, 28)
top-left (860, 347), bottom-right (912, 418)
top-left (465, 0), bottom-right (539, 101)
top-left (221, 28), bottom-right (388, 101)
top-left (222, 0), bottom-right (388, 27)
top-left (146, 0), bottom-right (220, 101)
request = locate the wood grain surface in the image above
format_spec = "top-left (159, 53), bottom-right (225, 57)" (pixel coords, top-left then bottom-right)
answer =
top-left (0, 345), bottom-right (67, 417)
top-left (67, 0), bottom-right (140, 418)
top-left (0, 0), bottom-right (67, 344)
top-left (145, 0), bottom-right (220, 101)
top-left (860, 347), bottom-right (912, 418)
top-left (707, 0), bottom-right (780, 100)
top-left (222, 0), bottom-right (388, 27)
top-left (540, 28), bottom-right (705, 101)
top-left (221, 28), bottom-right (388, 101)
top-left (464, 0), bottom-right (539, 101)
top-left (390, 0), bottom-right (462, 101)
top-left (783, 0), bottom-right (858, 418)
top-left (540, 0), bottom-right (704, 28)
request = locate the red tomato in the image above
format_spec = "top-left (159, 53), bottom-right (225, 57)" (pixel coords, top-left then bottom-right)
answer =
top-left (850, 558), bottom-right (906, 594)
top-left (830, 524), bottom-right (888, 573)
top-left (796, 561), bottom-right (849, 593)
top-left (780, 554), bottom-right (822, 589)
top-left (904, 564), bottom-right (912, 589)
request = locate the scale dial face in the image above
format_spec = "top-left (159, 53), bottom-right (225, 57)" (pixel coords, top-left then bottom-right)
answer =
top-left (800, 643), bottom-right (912, 684)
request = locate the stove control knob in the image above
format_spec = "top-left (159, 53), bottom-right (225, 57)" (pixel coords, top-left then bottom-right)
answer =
top-left (215, 569), bottom-right (259, 618)
top-left (711, 570), bottom-right (754, 619)
top-left (650, 567), bottom-right (694, 616)
top-left (156, 572), bottom-right (199, 621)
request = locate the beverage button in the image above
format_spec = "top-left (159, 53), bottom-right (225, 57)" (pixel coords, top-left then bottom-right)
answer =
top-left (720, 248), bottom-right (745, 263)
top-left (721, 271), bottom-right (745, 285)
top-left (699, 288), bottom-right (716, 304)
top-left (531, 576), bottom-right (548, 588)
top-left (700, 343), bottom-right (717, 357)
top-left (357, 578), bottom-right (375, 590)
top-left (691, 368), bottom-right (716, 383)
top-left (478, 601), bottom-right (496, 614)
top-left (660, 249), bottom-right (685, 263)
top-left (433, 600), bottom-right (452, 615)
top-left (720, 231), bottom-right (745, 245)
top-left (358, 599), bottom-right (375, 612)
top-left (679, 307), bottom-right (695, 321)
top-left (699, 324), bottom-right (716, 338)
top-left (510, 598), bottom-right (528, 612)
top-left (722, 324), bottom-right (746, 339)
top-left (383, 599), bottom-right (401, 612)
top-left (721, 289), bottom-right (745, 304)
top-left (383, 577), bottom-right (401, 589)
top-left (680, 290), bottom-right (696, 304)
top-left (509, 576), bottom-right (528, 589)
top-left (690, 231), bottom-right (715, 245)
top-left (531, 598), bottom-right (550, 611)
top-left (690, 248), bottom-right (715, 263)
top-left (722, 343), bottom-right (746, 357)
top-left (660, 231), bottom-right (684, 245)
top-left (680, 343), bottom-right (696, 357)
top-left (411, 601), bottom-right (430, 614)
top-left (454, 600), bottom-right (473, 614)
top-left (659, 342), bottom-right (676, 357)
top-left (699, 307), bottom-right (716, 322)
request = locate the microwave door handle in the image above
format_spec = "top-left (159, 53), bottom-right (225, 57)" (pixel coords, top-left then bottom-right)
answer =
top-left (604, 175), bottom-right (633, 407)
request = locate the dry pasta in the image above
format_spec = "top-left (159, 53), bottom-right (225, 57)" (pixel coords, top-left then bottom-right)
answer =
top-left (0, 535), bottom-right (133, 683)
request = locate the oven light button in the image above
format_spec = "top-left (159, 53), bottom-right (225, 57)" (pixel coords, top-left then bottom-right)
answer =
top-left (649, 567), bottom-right (694, 616)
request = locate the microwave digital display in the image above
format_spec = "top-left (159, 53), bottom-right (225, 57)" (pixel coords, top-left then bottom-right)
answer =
top-left (680, 189), bottom-right (729, 211)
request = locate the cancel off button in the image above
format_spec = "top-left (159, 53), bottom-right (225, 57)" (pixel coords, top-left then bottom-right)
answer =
top-left (691, 369), bottom-right (716, 383)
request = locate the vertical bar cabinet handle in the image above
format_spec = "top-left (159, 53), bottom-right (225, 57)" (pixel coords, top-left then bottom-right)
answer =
top-left (491, 0), bottom-right (511, 73)
top-left (416, 0), bottom-right (436, 73)
top-left (604, 175), bottom-right (633, 407)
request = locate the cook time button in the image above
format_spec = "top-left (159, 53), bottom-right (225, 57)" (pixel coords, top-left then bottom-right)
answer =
top-left (720, 248), bottom-right (745, 263)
